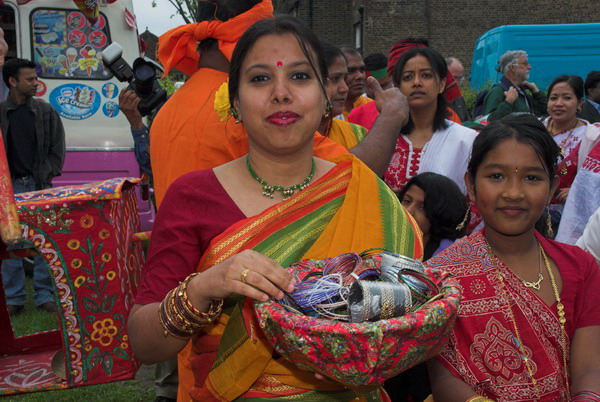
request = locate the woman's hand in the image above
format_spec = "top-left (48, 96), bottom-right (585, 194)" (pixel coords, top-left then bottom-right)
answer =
top-left (556, 187), bottom-right (570, 203)
top-left (187, 250), bottom-right (296, 307)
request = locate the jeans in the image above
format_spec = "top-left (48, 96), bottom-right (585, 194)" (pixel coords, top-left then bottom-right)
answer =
top-left (1, 176), bottom-right (54, 306)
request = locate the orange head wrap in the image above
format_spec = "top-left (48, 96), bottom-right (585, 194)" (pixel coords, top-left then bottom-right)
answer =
top-left (157, 0), bottom-right (274, 77)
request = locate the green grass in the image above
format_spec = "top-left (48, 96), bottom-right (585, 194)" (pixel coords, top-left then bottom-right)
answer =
top-left (10, 278), bottom-right (59, 336)
top-left (8, 380), bottom-right (155, 401)
top-left (7, 278), bottom-right (157, 401)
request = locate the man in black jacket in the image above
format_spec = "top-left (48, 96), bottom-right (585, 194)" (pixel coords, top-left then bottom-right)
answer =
top-left (0, 58), bottom-right (65, 316)
top-left (579, 71), bottom-right (600, 124)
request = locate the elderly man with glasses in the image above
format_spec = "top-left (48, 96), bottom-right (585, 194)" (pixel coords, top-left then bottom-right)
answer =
top-left (483, 50), bottom-right (547, 121)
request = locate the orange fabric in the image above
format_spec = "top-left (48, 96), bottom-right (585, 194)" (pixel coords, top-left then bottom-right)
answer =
top-left (150, 68), bottom-right (349, 207)
top-left (157, 1), bottom-right (274, 77)
top-left (342, 95), bottom-right (373, 120)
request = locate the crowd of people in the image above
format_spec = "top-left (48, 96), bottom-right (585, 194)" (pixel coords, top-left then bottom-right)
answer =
top-left (1, 0), bottom-right (599, 401)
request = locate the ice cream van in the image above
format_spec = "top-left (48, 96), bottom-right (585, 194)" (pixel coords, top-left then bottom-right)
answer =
top-left (0, 0), bottom-right (154, 230)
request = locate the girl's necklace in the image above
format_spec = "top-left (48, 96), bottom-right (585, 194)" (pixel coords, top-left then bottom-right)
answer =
top-left (246, 155), bottom-right (316, 200)
top-left (522, 246), bottom-right (544, 291)
top-left (485, 241), bottom-right (570, 400)
top-left (550, 118), bottom-right (579, 175)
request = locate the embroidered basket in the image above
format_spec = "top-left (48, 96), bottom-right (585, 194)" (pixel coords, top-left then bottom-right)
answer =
top-left (254, 258), bottom-right (461, 387)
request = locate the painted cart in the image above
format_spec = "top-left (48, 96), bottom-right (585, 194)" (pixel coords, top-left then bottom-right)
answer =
top-left (0, 177), bottom-right (144, 396)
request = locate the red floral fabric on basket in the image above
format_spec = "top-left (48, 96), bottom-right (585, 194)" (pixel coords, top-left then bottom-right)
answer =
top-left (254, 262), bottom-right (460, 387)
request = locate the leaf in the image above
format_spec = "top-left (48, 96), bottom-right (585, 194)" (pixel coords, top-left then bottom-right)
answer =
top-left (102, 294), bottom-right (117, 313)
top-left (82, 296), bottom-right (101, 313)
top-left (88, 348), bottom-right (101, 368)
top-left (102, 352), bottom-right (113, 375)
top-left (113, 347), bottom-right (130, 360)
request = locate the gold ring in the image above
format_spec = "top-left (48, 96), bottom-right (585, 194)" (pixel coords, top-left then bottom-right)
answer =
top-left (240, 269), bottom-right (250, 284)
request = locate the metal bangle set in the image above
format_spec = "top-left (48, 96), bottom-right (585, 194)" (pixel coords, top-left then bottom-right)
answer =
top-left (279, 250), bottom-right (440, 323)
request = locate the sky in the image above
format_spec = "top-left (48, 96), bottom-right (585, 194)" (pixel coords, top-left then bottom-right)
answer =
top-left (132, 0), bottom-right (186, 36)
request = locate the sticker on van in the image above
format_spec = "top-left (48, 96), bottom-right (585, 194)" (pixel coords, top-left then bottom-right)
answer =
top-left (50, 83), bottom-right (101, 120)
top-left (103, 101), bottom-right (119, 118)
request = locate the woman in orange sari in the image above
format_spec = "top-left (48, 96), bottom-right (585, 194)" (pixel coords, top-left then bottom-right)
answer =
top-left (128, 16), bottom-right (423, 401)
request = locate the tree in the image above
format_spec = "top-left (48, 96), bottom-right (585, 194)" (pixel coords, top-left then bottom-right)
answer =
top-left (151, 0), bottom-right (197, 24)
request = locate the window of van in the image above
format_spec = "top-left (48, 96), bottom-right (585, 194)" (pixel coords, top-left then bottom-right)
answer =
top-left (30, 8), bottom-right (112, 80)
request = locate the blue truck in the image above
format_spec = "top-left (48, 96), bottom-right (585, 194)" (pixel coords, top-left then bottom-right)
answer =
top-left (470, 23), bottom-right (600, 91)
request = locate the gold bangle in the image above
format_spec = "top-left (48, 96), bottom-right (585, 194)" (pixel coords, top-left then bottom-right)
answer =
top-left (466, 397), bottom-right (495, 402)
top-left (158, 272), bottom-right (223, 338)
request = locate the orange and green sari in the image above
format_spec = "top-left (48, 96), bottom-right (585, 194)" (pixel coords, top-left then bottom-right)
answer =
top-left (327, 119), bottom-right (368, 151)
top-left (178, 154), bottom-right (423, 401)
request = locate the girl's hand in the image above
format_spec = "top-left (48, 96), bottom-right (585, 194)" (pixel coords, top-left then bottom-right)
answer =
top-left (187, 250), bottom-right (296, 306)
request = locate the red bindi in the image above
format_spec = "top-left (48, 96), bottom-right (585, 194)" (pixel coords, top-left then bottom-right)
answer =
top-left (277, 61), bottom-right (283, 68)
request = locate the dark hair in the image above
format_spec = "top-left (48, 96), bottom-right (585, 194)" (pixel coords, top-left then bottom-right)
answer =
top-left (584, 70), bottom-right (600, 96)
top-left (468, 113), bottom-right (561, 180)
top-left (196, 0), bottom-right (261, 51)
top-left (547, 74), bottom-right (584, 100)
top-left (364, 53), bottom-right (387, 71)
top-left (392, 47), bottom-right (449, 134)
top-left (228, 16), bottom-right (328, 107)
top-left (398, 172), bottom-right (468, 260)
top-left (339, 46), bottom-right (361, 58)
top-left (196, 0), bottom-right (261, 23)
top-left (3, 58), bottom-right (36, 87)
top-left (467, 113), bottom-right (562, 237)
top-left (322, 42), bottom-right (346, 71)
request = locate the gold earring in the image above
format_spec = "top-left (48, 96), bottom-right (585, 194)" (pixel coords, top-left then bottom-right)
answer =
top-left (231, 107), bottom-right (241, 124)
top-left (324, 101), bottom-right (332, 118)
top-left (439, 88), bottom-right (444, 94)
top-left (546, 207), bottom-right (554, 238)
top-left (456, 204), bottom-right (471, 231)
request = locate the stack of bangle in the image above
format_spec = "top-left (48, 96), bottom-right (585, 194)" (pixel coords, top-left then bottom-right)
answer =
top-left (573, 391), bottom-right (600, 401)
top-left (158, 272), bottom-right (224, 339)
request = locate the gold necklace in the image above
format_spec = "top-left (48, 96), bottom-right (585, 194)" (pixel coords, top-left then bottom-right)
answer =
top-left (486, 242), bottom-right (540, 398)
top-left (522, 247), bottom-right (544, 290)
top-left (540, 246), bottom-right (570, 399)
top-left (486, 241), bottom-right (570, 400)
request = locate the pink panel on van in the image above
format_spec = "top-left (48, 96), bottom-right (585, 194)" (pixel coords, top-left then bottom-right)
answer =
top-left (54, 151), bottom-right (155, 231)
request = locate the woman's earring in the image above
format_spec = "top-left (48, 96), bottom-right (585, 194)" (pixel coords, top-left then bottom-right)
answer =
top-left (439, 88), bottom-right (444, 94)
top-left (456, 204), bottom-right (471, 231)
top-left (577, 106), bottom-right (582, 113)
top-left (546, 207), bottom-right (554, 238)
top-left (231, 107), bottom-right (241, 124)
top-left (324, 101), bottom-right (332, 118)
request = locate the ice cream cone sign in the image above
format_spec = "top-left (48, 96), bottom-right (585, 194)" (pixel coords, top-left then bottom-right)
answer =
top-left (72, 0), bottom-right (100, 25)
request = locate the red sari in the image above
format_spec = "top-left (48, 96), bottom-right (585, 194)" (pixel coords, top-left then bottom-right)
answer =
top-left (425, 230), bottom-right (600, 401)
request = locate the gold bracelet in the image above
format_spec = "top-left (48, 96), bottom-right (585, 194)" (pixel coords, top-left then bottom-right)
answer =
top-left (159, 272), bottom-right (223, 338)
top-left (466, 397), bottom-right (495, 402)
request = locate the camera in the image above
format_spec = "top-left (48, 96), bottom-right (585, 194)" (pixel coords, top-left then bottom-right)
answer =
top-left (102, 42), bottom-right (166, 116)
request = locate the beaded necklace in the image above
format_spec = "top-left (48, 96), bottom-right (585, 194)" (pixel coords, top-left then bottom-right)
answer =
top-left (486, 241), bottom-right (570, 400)
top-left (549, 118), bottom-right (580, 175)
top-left (246, 154), bottom-right (316, 200)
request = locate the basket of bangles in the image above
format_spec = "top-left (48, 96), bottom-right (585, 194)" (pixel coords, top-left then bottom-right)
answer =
top-left (254, 250), bottom-right (461, 387)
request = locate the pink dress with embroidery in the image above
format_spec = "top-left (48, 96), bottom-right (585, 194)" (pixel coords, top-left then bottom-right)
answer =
top-left (550, 125), bottom-right (586, 205)
top-left (384, 135), bottom-right (424, 192)
top-left (426, 229), bottom-right (600, 401)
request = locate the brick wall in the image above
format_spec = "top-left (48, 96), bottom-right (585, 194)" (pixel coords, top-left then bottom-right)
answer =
top-left (292, 0), bottom-right (598, 76)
